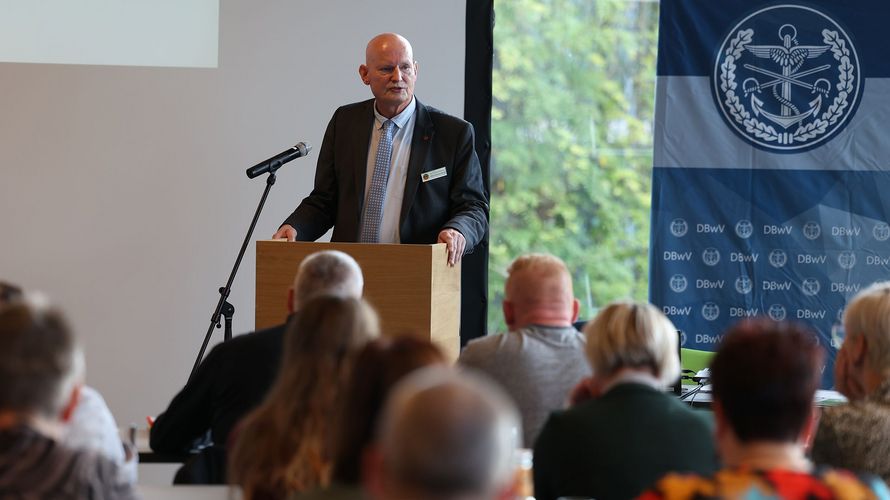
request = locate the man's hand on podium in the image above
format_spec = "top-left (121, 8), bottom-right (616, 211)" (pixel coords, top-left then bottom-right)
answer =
top-left (272, 224), bottom-right (297, 242)
top-left (438, 228), bottom-right (466, 267)
top-left (271, 224), bottom-right (465, 266)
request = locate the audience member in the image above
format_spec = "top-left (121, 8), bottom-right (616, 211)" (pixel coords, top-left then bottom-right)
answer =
top-left (0, 282), bottom-right (137, 486)
top-left (812, 282), bottom-right (890, 482)
top-left (640, 319), bottom-right (890, 500)
top-left (229, 295), bottom-right (380, 499)
top-left (458, 253), bottom-right (590, 446)
top-left (364, 367), bottom-right (521, 500)
top-left (65, 385), bottom-right (138, 486)
top-left (0, 299), bottom-right (136, 499)
top-left (150, 250), bottom-right (363, 464)
top-left (534, 301), bottom-right (717, 500)
top-left (294, 336), bottom-right (446, 500)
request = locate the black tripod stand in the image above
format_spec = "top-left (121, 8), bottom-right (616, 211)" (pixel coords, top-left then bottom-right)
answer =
top-left (188, 142), bottom-right (311, 381)
top-left (189, 172), bottom-right (278, 381)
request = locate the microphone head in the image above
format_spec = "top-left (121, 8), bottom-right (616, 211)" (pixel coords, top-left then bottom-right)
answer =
top-left (296, 141), bottom-right (312, 156)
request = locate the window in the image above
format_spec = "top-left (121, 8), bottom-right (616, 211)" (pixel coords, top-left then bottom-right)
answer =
top-left (489, 0), bottom-right (659, 331)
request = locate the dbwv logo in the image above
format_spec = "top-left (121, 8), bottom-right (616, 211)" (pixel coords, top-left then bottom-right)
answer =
top-left (713, 5), bottom-right (861, 152)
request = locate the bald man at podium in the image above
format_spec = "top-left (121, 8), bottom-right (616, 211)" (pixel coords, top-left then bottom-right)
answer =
top-left (272, 33), bottom-right (488, 267)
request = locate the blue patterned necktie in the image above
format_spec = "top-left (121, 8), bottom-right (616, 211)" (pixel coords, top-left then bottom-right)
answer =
top-left (360, 119), bottom-right (395, 242)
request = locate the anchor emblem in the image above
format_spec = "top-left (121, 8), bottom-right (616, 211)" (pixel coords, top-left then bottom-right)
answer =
top-left (742, 25), bottom-right (831, 129)
top-left (713, 5), bottom-right (861, 152)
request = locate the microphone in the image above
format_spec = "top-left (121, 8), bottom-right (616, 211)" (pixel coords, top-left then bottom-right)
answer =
top-left (246, 142), bottom-right (312, 178)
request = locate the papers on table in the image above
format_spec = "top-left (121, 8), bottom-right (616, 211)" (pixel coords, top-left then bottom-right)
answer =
top-left (680, 386), bottom-right (847, 406)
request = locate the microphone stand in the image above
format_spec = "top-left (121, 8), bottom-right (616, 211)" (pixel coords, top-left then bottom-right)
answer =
top-left (189, 172), bottom-right (278, 381)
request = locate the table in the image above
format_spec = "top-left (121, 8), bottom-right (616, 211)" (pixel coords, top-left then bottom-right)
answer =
top-left (138, 485), bottom-right (241, 499)
top-left (121, 426), bottom-right (192, 464)
top-left (680, 385), bottom-right (848, 407)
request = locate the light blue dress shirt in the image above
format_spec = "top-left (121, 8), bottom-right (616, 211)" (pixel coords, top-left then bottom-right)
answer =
top-left (362, 97), bottom-right (417, 244)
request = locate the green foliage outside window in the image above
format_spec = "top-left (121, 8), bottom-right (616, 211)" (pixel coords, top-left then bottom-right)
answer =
top-left (489, 0), bottom-right (660, 332)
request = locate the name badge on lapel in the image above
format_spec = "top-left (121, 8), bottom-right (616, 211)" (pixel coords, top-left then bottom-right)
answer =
top-left (421, 166), bottom-right (448, 183)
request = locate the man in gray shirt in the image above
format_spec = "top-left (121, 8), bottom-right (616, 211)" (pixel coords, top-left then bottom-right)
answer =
top-left (459, 253), bottom-right (590, 447)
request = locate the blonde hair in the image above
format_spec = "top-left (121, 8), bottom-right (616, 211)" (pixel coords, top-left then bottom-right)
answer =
top-left (844, 281), bottom-right (890, 374)
top-left (584, 301), bottom-right (680, 386)
top-left (228, 296), bottom-right (379, 499)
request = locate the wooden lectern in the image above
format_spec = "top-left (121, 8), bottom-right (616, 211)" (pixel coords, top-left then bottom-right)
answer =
top-left (256, 241), bottom-right (461, 361)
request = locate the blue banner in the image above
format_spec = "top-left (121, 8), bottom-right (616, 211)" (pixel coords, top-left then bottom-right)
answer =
top-left (651, 0), bottom-right (890, 387)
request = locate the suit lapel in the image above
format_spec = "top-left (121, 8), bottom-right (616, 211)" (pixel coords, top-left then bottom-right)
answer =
top-left (400, 99), bottom-right (435, 236)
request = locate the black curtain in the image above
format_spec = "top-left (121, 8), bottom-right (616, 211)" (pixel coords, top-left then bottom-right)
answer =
top-left (461, 0), bottom-right (494, 344)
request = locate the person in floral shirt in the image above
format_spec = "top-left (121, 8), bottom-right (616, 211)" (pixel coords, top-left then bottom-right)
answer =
top-left (639, 319), bottom-right (890, 500)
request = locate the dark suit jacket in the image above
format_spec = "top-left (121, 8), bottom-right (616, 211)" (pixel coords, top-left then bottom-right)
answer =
top-left (283, 98), bottom-right (489, 249)
top-left (533, 383), bottom-right (719, 500)
top-left (149, 322), bottom-right (288, 454)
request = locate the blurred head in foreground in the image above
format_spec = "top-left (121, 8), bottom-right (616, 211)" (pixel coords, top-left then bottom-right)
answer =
top-left (0, 298), bottom-right (84, 434)
top-left (366, 367), bottom-right (521, 500)
top-left (710, 319), bottom-right (822, 462)
top-left (229, 295), bottom-right (379, 499)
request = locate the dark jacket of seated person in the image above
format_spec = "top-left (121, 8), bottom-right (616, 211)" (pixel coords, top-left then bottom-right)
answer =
top-left (151, 249), bottom-right (365, 459)
top-left (149, 320), bottom-right (289, 454)
top-left (533, 302), bottom-right (718, 500)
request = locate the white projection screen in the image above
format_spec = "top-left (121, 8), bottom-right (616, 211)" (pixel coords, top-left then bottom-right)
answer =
top-left (0, 0), bottom-right (219, 67)
top-left (0, 0), bottom-right (466, 429)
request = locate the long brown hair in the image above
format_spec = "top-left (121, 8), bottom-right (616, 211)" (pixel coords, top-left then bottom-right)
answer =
top-left (228, 296), bottom-right (379, 499)
top-left (331, 336), bottom-right (445, 485)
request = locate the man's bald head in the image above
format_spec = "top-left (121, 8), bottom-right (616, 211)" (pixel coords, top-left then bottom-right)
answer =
top-left (503, 253), bottom-right (578, 331)
top-left (365, 33), bottom-right (414, 63)
top-left (359, 33), bottom-right (418, 118)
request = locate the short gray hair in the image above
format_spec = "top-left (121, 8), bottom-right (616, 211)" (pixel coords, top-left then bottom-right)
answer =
top-left (584, 301), bottom-right (681, 386)
top-left (293, 250), bottom-right (363, 308)
top-left (0, 298), bottom-right (84, 417)
top-left (844, 281), bottom-right (890, 373)
top-left (378, 367), bottom-right (520, 499)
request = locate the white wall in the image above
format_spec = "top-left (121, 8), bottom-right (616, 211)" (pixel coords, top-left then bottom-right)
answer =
top-left (0, 0), bottom-right (219, 67)
top-left (0, 0), bottom-right (466, 424)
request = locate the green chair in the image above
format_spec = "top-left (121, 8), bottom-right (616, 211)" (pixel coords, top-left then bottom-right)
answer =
top-left (681, 348), bottom-right (715, 376)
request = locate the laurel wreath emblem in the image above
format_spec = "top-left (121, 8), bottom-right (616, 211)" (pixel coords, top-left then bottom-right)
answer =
top-left (718, 28), bottom-right (855, 146)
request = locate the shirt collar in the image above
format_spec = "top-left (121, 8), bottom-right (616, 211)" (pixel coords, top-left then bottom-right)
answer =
top-left (373, 96), bottom-right (416, 130)
top-left (601, 370), bottom-right (664, 394)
